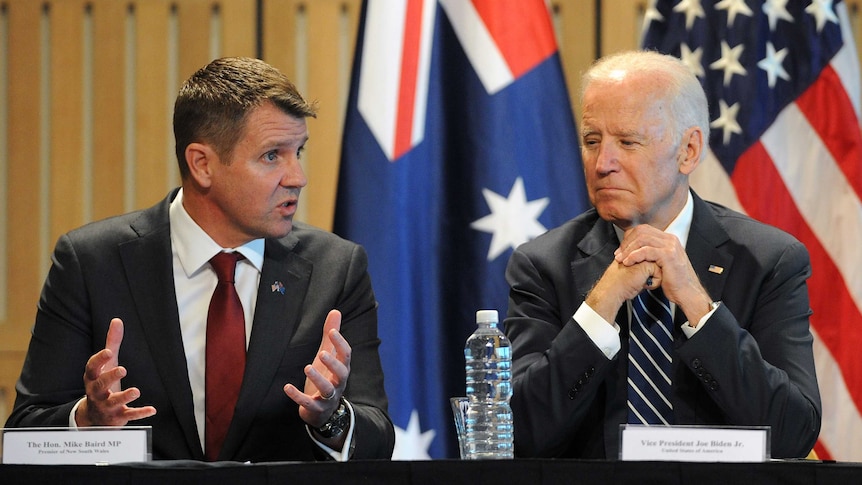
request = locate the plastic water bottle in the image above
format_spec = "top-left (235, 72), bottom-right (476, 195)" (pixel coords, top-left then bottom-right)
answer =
top-left (464, 309), bottom-right (514, 459)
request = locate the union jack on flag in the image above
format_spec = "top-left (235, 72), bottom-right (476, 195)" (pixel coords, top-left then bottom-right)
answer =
top-left (642, 0), bottom-right (862, 461)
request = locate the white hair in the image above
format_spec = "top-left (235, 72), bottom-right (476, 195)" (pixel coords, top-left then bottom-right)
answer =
top-left (581, 50), bottom-right (710, 160)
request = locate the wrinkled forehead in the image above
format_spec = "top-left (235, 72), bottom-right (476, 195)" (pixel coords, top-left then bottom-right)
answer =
top-left (588, 66), bottom-right (671, 97)
top-left (583, 79), bottom-right (670, 127)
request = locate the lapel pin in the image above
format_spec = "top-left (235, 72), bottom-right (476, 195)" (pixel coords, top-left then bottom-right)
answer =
top-left (271, 281), bottom-right (286, 294)
top-left (708, 265), bottom-right (724, 275)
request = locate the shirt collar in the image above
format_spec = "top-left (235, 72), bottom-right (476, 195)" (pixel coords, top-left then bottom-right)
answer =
top-left (169, 188), bottom-right (265, 277)
top-left (614, 190), bottom-right (694, 248)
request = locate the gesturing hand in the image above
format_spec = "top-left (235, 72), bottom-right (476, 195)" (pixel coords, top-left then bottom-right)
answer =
top-left (283, 309), bottom-right (352, 429)
top-left (75, 318), bottom-right (157, 427)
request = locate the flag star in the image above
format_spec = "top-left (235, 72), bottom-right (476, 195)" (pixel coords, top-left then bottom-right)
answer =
top-left (762, 0), bottom-right (794, 31)
top-left (642, 0), bottom-right (665, 31)
top-left (757, 42), bottom-right (791, 88)
top-left (806, 0), bottom-right (838, 33)
top-left (710, 99), bottom-right (743, 145)
top-left (673, 0), bottom-right (706, 30)
top-left (709, 41), bottom-right (748, 86)
top-left (391, 410), bottom-right (436, 460)
top-left (680, 43), bottom-right (705, 78)
top-left (470, 177), bottom-right (549, 261)
top-left (714, 0), bottom-right (754, 27)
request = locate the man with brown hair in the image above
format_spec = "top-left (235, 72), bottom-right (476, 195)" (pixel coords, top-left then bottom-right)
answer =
top-left (7, 57), bottom-right (394, 462)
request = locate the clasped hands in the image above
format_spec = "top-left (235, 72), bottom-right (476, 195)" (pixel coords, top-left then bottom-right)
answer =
top-left (585, 224), bottom-right (713, 326)
top-left (76, 310), bottom-right (351, 437)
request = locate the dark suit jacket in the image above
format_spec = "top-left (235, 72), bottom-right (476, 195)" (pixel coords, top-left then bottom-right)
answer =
top-left (7, 190), bottom-right (395, 462)
top-left (504, 191), bottom-right (821, 459)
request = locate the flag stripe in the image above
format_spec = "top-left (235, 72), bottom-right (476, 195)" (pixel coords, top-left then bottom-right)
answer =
top-left (471, 0), bottom-right (557, 78)
top-left (410, 0), bottom-right (437, 153)
top-left (357, 0), bottom-right (436, 161)
top-left (813, 328), bottom-right (862, 460)
top-left (794, 65), bottom-right (862, 202)
top-left (357, 1), bottom-right (408, 160)
top-left (690, 151), bottom-right (745, 213)
top-left (761, 102), bottom-right (862, 317)
top-left (393, 0), bottom-right (425, 160)
top-left (835, 7), bottom-right (862, 122)
top-left (438, 0), bottom-right (513, 94)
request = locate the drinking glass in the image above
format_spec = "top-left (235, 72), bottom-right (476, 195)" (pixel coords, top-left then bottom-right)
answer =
top-left (449, 397), bottom-right (469, 459)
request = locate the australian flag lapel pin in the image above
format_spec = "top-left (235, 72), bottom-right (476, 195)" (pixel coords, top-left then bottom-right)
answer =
top-left (271, 280), bottom-right (286, 295)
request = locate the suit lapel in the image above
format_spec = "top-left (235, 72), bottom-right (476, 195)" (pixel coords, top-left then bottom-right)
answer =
top-left (118, 193), bottom-right (204, 459)
top-left (682, 192), bottom-right (733, 326)
top-left (221, 234), bottom-right (312, 458)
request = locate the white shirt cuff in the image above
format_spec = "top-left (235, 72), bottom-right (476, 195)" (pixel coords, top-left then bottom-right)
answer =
top-left (575, 302), bottom-right (621, 359)
top-left (69, 397), bottom-right (85, 428)
top-left (680, 301), bottom-right (721, 339)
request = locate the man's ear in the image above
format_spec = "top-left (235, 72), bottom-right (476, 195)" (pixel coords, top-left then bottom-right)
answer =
top-left (678, 127), bottom-right (703, 176)
top-left (185, 142), bottom-right (217, 188)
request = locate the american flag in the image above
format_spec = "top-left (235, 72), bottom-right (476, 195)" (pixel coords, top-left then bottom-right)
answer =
top-left (335, 0), bottom-right (587, 458)
top-left (642, 0), bottom-right (862, 460)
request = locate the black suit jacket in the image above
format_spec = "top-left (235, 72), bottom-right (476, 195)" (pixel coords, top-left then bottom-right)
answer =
top-left (7, 190), bottom-right (395, 461)
top-left (504, 191), bottom-right (821, 459)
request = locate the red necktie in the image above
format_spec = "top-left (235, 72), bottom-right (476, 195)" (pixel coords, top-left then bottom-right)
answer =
top-left (205, 252), bottom-right (246, 461)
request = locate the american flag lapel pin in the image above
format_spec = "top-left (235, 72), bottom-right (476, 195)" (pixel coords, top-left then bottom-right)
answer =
top-left (271, 281), bottom-right (285, 294)
top-left (708, 265), bottom-right (724, 275)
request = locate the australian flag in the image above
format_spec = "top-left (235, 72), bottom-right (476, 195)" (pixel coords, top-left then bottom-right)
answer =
top-left (334, 0), bottom-right (588, 458)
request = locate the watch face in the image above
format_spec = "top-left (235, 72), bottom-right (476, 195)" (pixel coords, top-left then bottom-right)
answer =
top-left (317, 400), bottom-right (349, 438)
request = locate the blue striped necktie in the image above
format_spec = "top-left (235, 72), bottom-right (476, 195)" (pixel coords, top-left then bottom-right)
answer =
top-left (627, 287), bottom-right (674, 425)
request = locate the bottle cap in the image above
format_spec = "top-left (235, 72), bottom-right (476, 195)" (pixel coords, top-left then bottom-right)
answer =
top-left (476, 309), bottom-right (498, 324)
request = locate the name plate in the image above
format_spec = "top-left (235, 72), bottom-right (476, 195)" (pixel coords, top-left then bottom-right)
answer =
top-left (2, 427), bottom-right (151, 465)
top-left (620, 425), bottom-right (770, 462)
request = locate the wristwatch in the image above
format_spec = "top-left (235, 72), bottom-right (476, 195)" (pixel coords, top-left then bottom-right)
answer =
top-left (314, 398), bottom-right (350, 439)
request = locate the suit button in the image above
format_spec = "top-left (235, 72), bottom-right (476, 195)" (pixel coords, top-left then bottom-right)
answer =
top-left (709, 381), bottom-right (720, 391)
top-left (692, 358), bottom-right (702, 369)
top-left (568, 388), bottom-right (577, 400)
